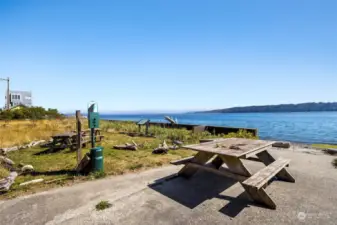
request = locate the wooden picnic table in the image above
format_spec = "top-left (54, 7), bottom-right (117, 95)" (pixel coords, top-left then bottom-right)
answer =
top-left (49, 129), bottom-right (104, 151)
top-left (174, 138), bottom-right (295, 209)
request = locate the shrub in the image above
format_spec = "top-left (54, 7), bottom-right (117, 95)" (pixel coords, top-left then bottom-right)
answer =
top-left (332, 159), bottom-right (337, 168)
top-left (0, 106), bottom-right (63, 120)
top-left (95, 200), bottom-right (112, 211)
top-left (223, 129), bottom-right (257, 139)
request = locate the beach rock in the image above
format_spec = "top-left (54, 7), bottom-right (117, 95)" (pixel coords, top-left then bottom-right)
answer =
top-left (272, 142), bottom-right (291, 148)
top-left (21, 165), bottom-right (34, 173)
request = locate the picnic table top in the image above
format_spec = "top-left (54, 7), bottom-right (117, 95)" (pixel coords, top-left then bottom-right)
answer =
top-left (183, 138), bottom-right (274, 158)
top-left (52, 132), bottom-right (76, 138)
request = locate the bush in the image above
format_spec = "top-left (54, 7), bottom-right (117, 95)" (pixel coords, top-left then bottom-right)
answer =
top-left (223, 129), bottom-right (257, 139)
top-left (332, 159), bottom-right (337, 168)
top-left (95, 200), bottom-right (112, 211)
top-left (0, 106), bottom-right (63, 120)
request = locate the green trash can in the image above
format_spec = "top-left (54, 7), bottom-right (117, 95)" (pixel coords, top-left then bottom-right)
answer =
top-left (90, 146), bottom-right (104, 172)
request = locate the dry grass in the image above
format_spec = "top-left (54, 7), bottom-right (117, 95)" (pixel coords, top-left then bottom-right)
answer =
top-left (0, 118), bottom-right (89, 148)
top-left (0, 166), bottom-right (9, 179)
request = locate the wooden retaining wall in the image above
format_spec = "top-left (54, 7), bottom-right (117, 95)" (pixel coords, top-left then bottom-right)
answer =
top-left (107, 120), bottom-right (258, 137)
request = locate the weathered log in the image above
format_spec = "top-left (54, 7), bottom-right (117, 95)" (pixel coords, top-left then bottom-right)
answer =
top-left (113, 145), bottom-right (137, 151)
top-left (272, 142), bottom-right (291, 148)
top-left (132, 140), bottom-right (138, 147)
top-left (0, 156), bottom-right (14, 166)
top-left (0, 172), bottom-right (18, 192)
top-left (173, 140), bottom-right (184, 146)
top-left (19, 178), bottom-right (44, 186)
top-left (162, 140), bottom-right (168, 149)
top-left (45, 177), bottom-right (72, 184)
top-left (152, 147), bottom-right (168, 154)
top-left (76, 154), bottom-right (91, 172)
top-left (169, 145), bottom-right (179, 150)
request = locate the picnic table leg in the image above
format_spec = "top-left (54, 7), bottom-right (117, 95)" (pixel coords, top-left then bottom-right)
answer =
top-left (241, 185), bottom-right (277, 209)
top-left (256, 151), bottom-right (295, 183)
top-left (218, 155), bottom-right (252, 177)
top-left (211, 156), bottom-right (223, 169)
top-left (178, 152), bottom-right (214, 178)
top-left (213, 156), bottom-right (277, 208)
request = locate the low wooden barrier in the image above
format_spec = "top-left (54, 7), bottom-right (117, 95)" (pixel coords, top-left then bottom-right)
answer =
top-left (107, 120), bottom-right (258, 136)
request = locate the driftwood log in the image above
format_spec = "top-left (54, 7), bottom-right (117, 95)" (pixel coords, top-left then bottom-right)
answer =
top-left (152, 141), bottom-right (179, 154)
top-left (0, 156), bottom-right (15, 170)
top-left (0, 172), bottom-right (18, 192)
top-left (113, 141), bottom-right (138, 151)
top-left (272, 142), bottom-right (291, 148)
top-left (20, 178), bottom-right (44, 186)
top-left (76, 153), bottom-right (91, 173)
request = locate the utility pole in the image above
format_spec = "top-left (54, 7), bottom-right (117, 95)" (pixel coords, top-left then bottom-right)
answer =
top-left (0, 77), bottom-right (10, 110)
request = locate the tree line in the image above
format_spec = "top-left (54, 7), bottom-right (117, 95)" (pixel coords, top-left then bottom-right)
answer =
top-left (203, 102), bottom-right (337, 113)
top-left (0, 106), bottom-right (64, 120)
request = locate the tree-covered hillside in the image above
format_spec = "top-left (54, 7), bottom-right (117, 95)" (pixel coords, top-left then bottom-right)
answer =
top-left (202, 102), bottom-right (337, 113)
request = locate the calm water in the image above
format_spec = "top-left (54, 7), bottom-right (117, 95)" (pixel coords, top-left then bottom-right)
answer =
top-left (100, 112), bottom-right (337, 144)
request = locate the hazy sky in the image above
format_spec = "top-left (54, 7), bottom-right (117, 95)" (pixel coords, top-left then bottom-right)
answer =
top-left (0, 0), bottom-right (336, 112)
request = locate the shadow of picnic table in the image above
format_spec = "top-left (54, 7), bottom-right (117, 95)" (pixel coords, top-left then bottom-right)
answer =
top-left (149, 170), bottom-right (270, 218)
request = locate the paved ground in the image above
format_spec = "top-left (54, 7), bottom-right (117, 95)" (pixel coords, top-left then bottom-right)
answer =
top-left (1, 147), bottom-right (337, 225)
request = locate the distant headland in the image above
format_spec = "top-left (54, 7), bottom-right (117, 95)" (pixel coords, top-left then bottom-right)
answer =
top-left (199, 102), bottom-right (337, 113)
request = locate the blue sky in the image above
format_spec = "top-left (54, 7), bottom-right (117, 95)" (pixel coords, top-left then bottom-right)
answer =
top-left (0, 0), bottom-right (336, 113)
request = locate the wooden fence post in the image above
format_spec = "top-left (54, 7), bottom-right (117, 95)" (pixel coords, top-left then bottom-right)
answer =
top-left (76, 110), bottom-right (82, 164)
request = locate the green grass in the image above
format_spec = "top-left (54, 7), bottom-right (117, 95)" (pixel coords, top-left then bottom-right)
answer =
top-left (0, 120), bottom-right (257, 199)
top-left (312, 144), bottom-right (337, 149)
top-left (95, 200), bottom-right (112, 211)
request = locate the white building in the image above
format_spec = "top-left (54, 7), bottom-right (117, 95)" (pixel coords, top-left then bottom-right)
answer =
top-left (4, 90), bottom-right (32, 108)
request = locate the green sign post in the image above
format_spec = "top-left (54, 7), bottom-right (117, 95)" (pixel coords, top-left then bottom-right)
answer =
top-left (89, 112), bottom-right (100, 128)
top-left (87, 102), bottom-right (104, 173)
top-left (87, 102), bottom-right (99, 148)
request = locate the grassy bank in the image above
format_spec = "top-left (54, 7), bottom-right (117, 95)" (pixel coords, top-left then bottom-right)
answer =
top-left (0, 119), bottom-right (255, 199)
top-left (312, 143), bottom-right (337, 149)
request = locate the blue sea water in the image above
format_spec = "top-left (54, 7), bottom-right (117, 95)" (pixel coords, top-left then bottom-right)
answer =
top-left (100, 112), bottom-right (337, 144)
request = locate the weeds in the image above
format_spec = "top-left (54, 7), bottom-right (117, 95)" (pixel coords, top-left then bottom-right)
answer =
top-left (332, 159), bottom-right (337, 168)
top-left (95, 200), bottom-right (112, 211)
top-left (90, 171), bottom-right (106, 179)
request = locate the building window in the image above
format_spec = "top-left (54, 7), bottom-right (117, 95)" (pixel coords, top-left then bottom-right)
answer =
top-left (17, 95), bottom-right (20, 100)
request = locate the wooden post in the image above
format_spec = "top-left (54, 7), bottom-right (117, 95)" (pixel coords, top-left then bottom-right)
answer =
top-left (145, 121), bottom-right (149, 135)
top-left (76, 110), bottom-right (82, 164)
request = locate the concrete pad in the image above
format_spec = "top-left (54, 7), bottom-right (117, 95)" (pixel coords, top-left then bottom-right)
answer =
top-left (1, 148), bottom-right (337, 225)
